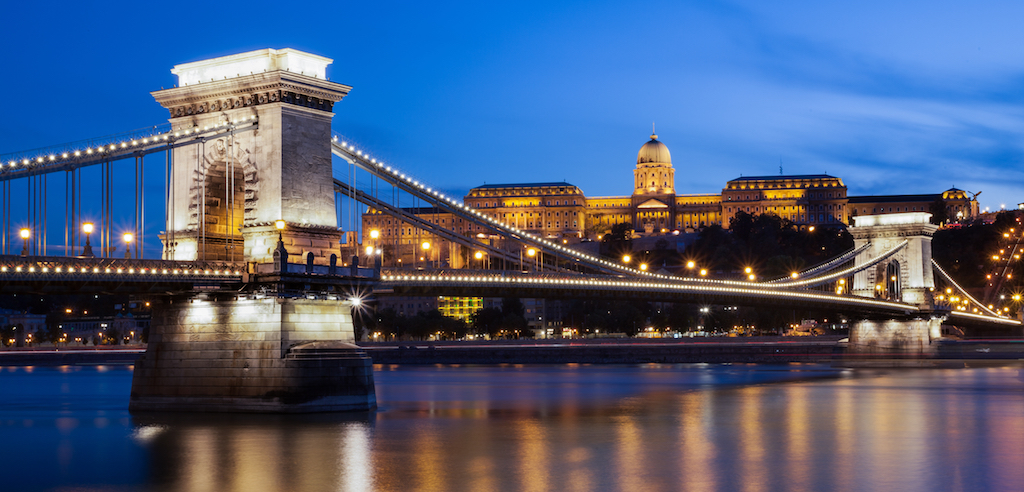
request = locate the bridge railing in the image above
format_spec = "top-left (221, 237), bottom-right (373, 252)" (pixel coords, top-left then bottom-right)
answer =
top-left (0, 254), bottom-right (245, 280)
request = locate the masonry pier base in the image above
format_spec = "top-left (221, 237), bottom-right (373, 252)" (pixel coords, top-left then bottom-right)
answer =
top-left (835, 316), bottom-right (945, 367)
top-left (130, 296), bottom-right (376, 413)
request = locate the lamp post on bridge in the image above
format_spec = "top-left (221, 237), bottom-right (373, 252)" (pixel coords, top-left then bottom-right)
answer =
top-left (82, 223), bottom-right (95, 258)
top-left (123, 233), bottom-right (134, 259)
top-left (19, 228), bottom-right (30, 256)
top-left (273, 220), bottom-right (288, 273)
top-left (421, 241), bottom-right (431, 269)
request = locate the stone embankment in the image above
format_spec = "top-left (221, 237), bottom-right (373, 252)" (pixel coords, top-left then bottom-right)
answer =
top-left (0, 347), bottom-right (144, 366)
top-left (358, 337), bottom-right (845, 364)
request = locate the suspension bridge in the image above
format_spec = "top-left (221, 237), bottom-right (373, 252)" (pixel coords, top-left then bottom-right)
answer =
top-left (0, 48), bottom-right (1019, 412)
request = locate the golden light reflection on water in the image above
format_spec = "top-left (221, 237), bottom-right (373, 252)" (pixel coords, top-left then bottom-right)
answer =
top-left (518, 419), bottom-right (550, 492)
top-left (738, 386), bottom-right (765, 492)
top-left (132, 366), bottom-right (1024, 492)
top-left (782, 384), bottom-right (810, 491)
top-left (678, 390), bottom-right (716, 492)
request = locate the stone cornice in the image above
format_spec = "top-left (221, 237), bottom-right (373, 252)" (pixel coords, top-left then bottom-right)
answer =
top-left (850, 224), bottom-right (937, 240)
top-left (152, 71), bottom-right (351, 119)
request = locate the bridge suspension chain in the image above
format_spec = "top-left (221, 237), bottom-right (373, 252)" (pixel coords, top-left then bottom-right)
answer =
top-left (331, 135), bottom-right (670, 278)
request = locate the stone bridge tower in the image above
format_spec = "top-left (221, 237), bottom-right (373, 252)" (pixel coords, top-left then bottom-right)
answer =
top-left (132, 50), bottom-right (376, 414)
top-left (153, 48), bottom-right (350, 264)
top-left (849, 212), bottom-right (938, 307)
top-left (847, 212), bottom-right (941, 353)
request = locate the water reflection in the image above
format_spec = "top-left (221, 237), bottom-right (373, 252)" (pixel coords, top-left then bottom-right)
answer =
top-left (5, 364), bottom-right (1024, 491)
top-left (127, 365), bottom-right (1024, 491)
top-left (134, 412), bottom-right (374, 492)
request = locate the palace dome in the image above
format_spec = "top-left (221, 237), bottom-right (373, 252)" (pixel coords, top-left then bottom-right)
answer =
top-left (637, 134), bottom-right (671, 165)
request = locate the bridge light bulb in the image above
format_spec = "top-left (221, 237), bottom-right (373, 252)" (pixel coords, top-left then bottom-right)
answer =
top-left (475, 251), bottom-right (483, 260)
top-left (20, 228), bottom-right (30, 239)
top-left (640, 263), bottom-right (648, 271)
top-left (369, 229), bottom-right (380, 239)
top-left (791, 272), bottom-right (799, 279)
top-left (82, 223), bottom-right (94, 234)
top-left (421, 241), bottom-right (431, 250)
top-left (123, 233), bottom-right (133, 243)
top-left (275, 220), bottom-right (286, 230)
top-left (699, 269), bottom-right (708, 276)
top-left (365, 246), bottom-right (374, 256)
top-left (744, 267), bottom-right (752, 274)
top-left (622, 255), bottom-right (631, 263)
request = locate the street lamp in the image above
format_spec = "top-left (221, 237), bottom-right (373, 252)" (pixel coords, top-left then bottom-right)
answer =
top-left (475, 250), bottom-right (484, 269)
top-left (421, 241), bottom-right (431, 267)
top-left (273, 220), bottom-right (288, 272)
top-left (19, 228), bottom-right (29, 256)
top-left (640, 263), bottom-right (648, 271)
top-left (82, 222), bottom-right (95, 257)
top-left (123, 233), bottom-right (134, 259)
top-left (622, 254), bottom-right (631, 263)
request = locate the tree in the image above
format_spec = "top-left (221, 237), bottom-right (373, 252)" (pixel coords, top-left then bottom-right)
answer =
top-left (600, 222), bottom-right (634, 258)
top-left (499, 298), bottom-right (529, 338)
top-left (471, 307), bottom-right (505, 338)
top-left (929, 198), bottom-right (949, 225)
top-left (0, 325), bottom-right (14, 347)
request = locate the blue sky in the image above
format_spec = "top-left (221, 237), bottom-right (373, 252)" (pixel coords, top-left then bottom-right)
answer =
top-left (2, 0), bottom-right (1023, 248)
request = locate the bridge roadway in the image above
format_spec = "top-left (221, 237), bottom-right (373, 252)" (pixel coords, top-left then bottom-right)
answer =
top-left (1, 255), bottom-right (1019, 327)
top-left (378, 269), bottom-right (923, 316)
top-left (377, 269), bottom-right (1022, 327)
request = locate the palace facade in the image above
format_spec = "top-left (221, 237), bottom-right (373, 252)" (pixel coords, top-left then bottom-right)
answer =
top-left (360, 132), bottom-right (978, 268)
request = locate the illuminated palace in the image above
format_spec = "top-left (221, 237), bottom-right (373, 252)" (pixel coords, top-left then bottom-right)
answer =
top-left (361, 132), bottom-right (980, 334)
top-left (361, 131), bottom-right (978, 266)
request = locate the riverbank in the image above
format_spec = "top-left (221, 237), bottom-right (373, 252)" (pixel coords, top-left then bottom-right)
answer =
top-left (4, 337), bottom-right (1023, 366)
top-left (357, 336), bottom-right (845, 364)
top-left (0, 347), bottom-right (145, 366)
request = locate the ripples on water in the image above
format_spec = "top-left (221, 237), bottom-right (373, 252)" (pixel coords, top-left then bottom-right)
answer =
top-left (1, 363), bottom-right (1023, 491)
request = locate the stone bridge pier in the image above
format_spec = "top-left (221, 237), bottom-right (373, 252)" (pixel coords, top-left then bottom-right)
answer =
top-left (847, 212), bottom-right (943, 354)
top-left (130, 49), bottom-right (375, 413)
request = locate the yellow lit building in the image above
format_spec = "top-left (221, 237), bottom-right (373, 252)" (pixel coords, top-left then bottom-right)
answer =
top-left (721, 174), bottom-right (849, 227)
top-left (464, 182), bottom-right (586, 238)
top-left (848, 188), bottom-right (979, 224)
top-left (438, 296), bottom-right (483, 321)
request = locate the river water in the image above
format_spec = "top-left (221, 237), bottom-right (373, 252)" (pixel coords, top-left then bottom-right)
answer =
top-left (1, 363), bottom-right (1022, 491)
